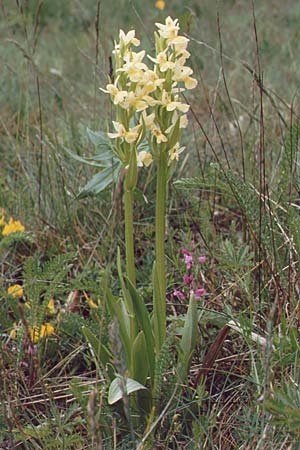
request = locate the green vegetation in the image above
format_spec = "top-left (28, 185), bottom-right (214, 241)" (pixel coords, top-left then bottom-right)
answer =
top-left (1, 0), bottom-right (300, 448)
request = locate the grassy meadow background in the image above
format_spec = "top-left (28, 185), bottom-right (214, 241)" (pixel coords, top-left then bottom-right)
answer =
top-left (1, 0), bottom-right (300, 448)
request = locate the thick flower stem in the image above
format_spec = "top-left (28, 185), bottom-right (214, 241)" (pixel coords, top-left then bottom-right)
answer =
top-left (124, 188), bottom-right (136, 287)
top-left (154, 151), bottom-right (168, 348)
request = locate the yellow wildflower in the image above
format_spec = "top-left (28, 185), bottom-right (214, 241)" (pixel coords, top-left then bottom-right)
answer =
top-left (155, 0), bottom-right (165, 10)
top-left (29, 323), bottom-right (55, 342)
top-left (28, 326), bottom-right (40, 343)
top-left (47, 298), bottom-right (56, 314)
top-left (83, 291), bottom-right (100, 309)
top-left (2, 218), bottom-right (25, 236)
top-left (9, 322), bottom-right (18, 339)
top-left (7, 284), bottom-right (24, 298)
top-left (40, 323), bottom-right (55, 338)
top-left (0, 216), bottom-right (5, 226)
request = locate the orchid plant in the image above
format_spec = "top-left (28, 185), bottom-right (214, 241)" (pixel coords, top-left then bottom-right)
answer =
top-left (83, 17), bottom-right (198, 423)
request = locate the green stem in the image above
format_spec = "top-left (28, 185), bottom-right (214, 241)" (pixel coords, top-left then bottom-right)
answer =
top-left (124, 187), bottom-right (136, 287)
top-left (154, 151), bottom-right (168, 348)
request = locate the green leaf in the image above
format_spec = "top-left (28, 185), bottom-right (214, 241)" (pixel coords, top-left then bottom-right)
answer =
top-left (126, 278), bottom-right (155, 379)
top-left (131, 331), bottom-right (149, 385)
top-left (108, 376), bottom-right (147, 405)
top-left (178, 293), bottom-right (198, 381)
top-left (82, 326), bottom-right (111, 367)
top-left (106, 290), bottom-right (131, 364)
top-left (87, 127), bottom-right (110, 147)
top-left (78, 163), bottom-right (121, 197)
top-left (64, 145), bottom-right (106, 167)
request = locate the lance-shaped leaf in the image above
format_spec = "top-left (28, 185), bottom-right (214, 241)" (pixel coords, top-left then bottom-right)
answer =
top-left (131, 331), bottom-right (149, 385)
top-left (126, 278), bottom-right (155, 380)
top-left (82, 326), bottom-right (113, 379)
top-left (86, 127), bottom-right (111, 147)
top-left (106, 289), bottom-right (131, 365)
top-left (78, 162), bottom-right (121, 197)
top-left (178, 293), bottom-right (198, 381)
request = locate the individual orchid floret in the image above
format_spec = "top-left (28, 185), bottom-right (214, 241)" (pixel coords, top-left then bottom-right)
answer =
top-left (141, 70), bottom-right (165, 93)
top-left (118, 50), bottom-right (148, 82)
top-left (198, 256), bottom-right (207, 264)
top-left (160, 90), bottom-right (190, 113)
top-left (155, 16), bottom-right (180, 41)
top-left (168, 143), bottom-right (185, 163)
top-left (108, 121), bottom-right (141, 144)
top-left (165, 112), bottom-right (189, 134)
top-left (172, 62), bottom-right (198, 90)
top-left (149, 50), bottom-right (175, 72)
top-left (137, 150), bottom-right (153, 167)
top-left (119, 29), bottom-right (140, 48)
top-left (168, 36), bottom-right (190, 55)
top-left (100, 83), bottom-right (128, 105)
top-left (151, 125), bottom-right (168, 144)
top-left (140, 111), bottom-right (156, 128)
top-left (120, 87), bottom-right (157, 111)
top-left (179, 114), bottom-right (189, 128)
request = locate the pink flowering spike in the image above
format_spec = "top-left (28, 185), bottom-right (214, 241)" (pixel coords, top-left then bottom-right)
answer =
top-left (19, 361), bottom-right (29, 368)
top-left (198, 256), bottom-right (206, 264)
top-left (180, 248), bottom-right (190, 256)
top-left (183, 274), bottom-right (194, 285)
top-left (194, 288), bottom-right (205, 300)
top-left (184, 254), bottom-right (193, 264)
top-left (173, 289), bottom-right (185, 300)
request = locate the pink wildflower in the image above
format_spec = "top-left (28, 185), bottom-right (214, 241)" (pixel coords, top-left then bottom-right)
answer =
top-left (194, 288), bottom-right (205, 299)
top-left (180, 248), bottom-right (190, 256)
top-left (173, 289), bottom-right (185, 300)
top-left (19, 361), bottom-right (29, 368)
top-left (184, 254), bottom-right (193, 269)
top-left (198, 256), bottom-right (206, 264)
top-left (183, 273), bottom-right (194, 285)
